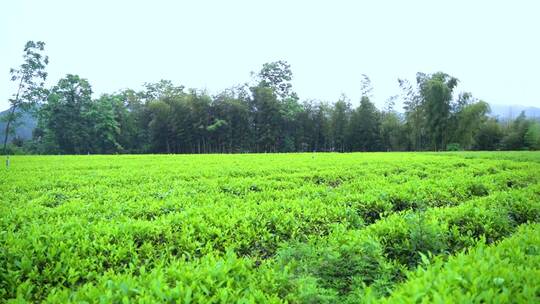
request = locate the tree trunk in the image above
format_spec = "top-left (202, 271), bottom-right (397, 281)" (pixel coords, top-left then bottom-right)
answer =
top-left (2, 105), bottom-right (17, 155)
top-left (4, 78), bottom-right (24, 157)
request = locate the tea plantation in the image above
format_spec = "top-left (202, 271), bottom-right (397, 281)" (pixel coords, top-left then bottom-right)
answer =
top-left (1, 152), bottom-right (539, 303)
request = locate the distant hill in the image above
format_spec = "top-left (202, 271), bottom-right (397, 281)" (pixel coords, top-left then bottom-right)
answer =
top-left (488, 103), bottom-right (540, 120)
top-left (0, 108), bottom-right (37, 142)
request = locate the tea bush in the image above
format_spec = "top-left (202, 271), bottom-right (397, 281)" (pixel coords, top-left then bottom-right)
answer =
top-left (381, 223), bottom-right (540, 303)
top-left (1, 152), bottom-right (539, 302)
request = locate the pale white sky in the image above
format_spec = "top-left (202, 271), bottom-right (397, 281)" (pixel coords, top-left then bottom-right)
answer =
top-left (1, 0), bottom-right (539, 111)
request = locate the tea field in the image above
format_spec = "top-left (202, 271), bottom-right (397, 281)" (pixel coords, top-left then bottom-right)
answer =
top-left (1, 152), bottom-right (540, 303)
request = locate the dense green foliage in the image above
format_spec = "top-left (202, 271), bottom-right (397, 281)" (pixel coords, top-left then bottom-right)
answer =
top-left (1, 152), bottom-right (539, 302)
top-left (2, 41), bottom-right (48, 155)
top-left (4, 41), bottom-right (540, 155)
top-left (381, 223), bottom-right (540, 303)
top-left (0, 109), bottom-right (35, 152)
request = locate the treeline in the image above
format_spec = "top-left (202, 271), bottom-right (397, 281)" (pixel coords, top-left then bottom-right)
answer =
top-left (3, 41), bottom-right (540, 154)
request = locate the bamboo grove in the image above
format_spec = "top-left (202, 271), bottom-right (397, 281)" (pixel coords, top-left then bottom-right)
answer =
top-left (3, 41), bottom-right (540, 155)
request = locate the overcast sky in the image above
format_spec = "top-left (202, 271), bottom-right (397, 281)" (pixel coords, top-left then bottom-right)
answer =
top-left (1, 0), bottom-right (539, 112)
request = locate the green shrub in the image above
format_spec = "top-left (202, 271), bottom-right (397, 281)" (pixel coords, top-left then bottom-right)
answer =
top-left (381, 223), bottom-right (540, 303)
top-left (446, 143), bottom-right (461, 151)
top-left (274, 186), bottom-right (540, 301)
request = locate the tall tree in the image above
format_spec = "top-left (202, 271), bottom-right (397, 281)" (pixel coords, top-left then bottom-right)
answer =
top-left (418, 72), bottom-right (459, 150)
top-left (20, 57), bottom-right (533, 155)
top-left (474, 118), bottom-right (503, 150)
top-left (147, 99), bottom-right (173, 153)
top-left (104, 91), bottom-right (144, 153)
top-left (330, 95), bottom-right (351, 152)
top-left (348, 75), bottom-right (381, 151)
top-left (500, 111), bottom-right (530, 150)
top-left (279, 95), bottom-right (303, 152)
top-left (3, 41), bottom-right (48, 156)
top-left (251, 86), bottom-right (282, 152)
top-left (144, 81), bottom-right (186, 152)
top-left (186, 89), bottom-right (212, 153)
top-left (381, 95), bottom-right (406, 151)
top-left (399, 78), bottom-right (423, 150)
top-left (256, 60), bottom-right (296, 100)
top-left (250, 61), bottom-right (300, 152)
top-left (310, 101), bottom-right (331, 152)
top-left (451, 100), bottom-right (490, 149)
top-left (349, 96), bottom-right (381, 151)
top-left (524, 121), bottom-right (540, 150)
top-left (39, 75), bottom-right (94, 154)
top-left (89, 95), bottom-right (122, 153)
